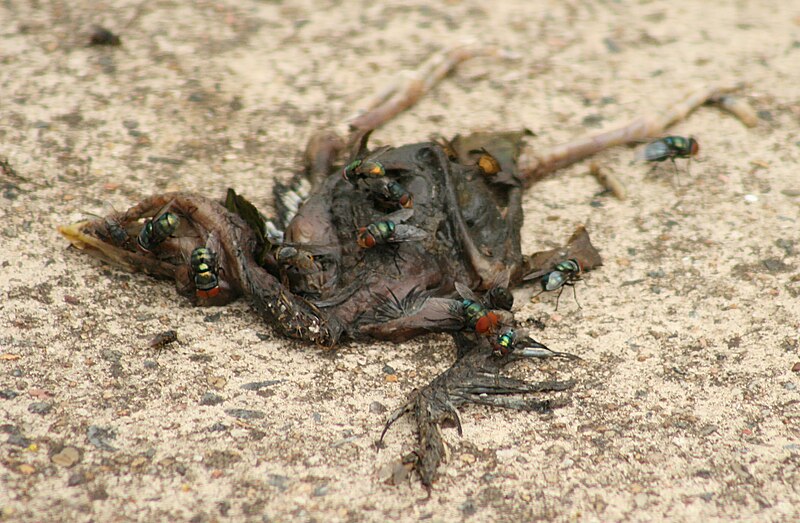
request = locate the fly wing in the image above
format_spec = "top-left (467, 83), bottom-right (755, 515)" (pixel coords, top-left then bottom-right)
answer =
top-left (387, 224), bottom-right (427, 243)
top-left (636, 140), bottom-right (670, 162)
top-left (435, 298), bottom-right (471, 330)
top-left (205, 231), bottom-right (221, 253)
top-left (381, 207), bottom-right (414, 224)
top-left (280, 240), bottom-right (340, 258)
top-left (364, 145), bottom-right (393, 161)
top-left (543, 270), bottom-right (567, 291)
top-left (150, 199), bottom-right (177, 219)
top-left (454, 281), bottom-right (480, 302)
top-left (483, 269), bottom-right (513, 310)
top-left (487, 268), bottom-right (511, 289)
top-left (523, 267), bottom-right (551, 281)
top-left (513, 329), bottom-right (550, 351)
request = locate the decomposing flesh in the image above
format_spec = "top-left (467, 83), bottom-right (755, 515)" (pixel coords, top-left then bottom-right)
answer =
top-left (59, 45), bottom-right (754, 488)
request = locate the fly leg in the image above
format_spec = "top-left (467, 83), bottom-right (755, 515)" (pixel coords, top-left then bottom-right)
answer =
top-left (554, 286), bottom-right (564, 311)
top-left (569, 281), bottom-right (582, 309)
top-left (553, 282), bottom-right (582, 311)
top-left (671, 158), bottom-right (681, 187)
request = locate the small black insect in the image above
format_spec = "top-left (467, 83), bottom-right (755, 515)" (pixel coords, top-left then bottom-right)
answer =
top-left (380, 180), bottom-right (413, 209)
top-left (356, 209), bottom-right (426, 249)
top-left (148, 330), bottom-right (178, 349)
top-left (492, 328), bottom-right (546, 357)
top-left (137, 211), bottom-right (179, 252)
top-left (450, 282), bottom-right (501, 335)
top-left (638, 136), bottom-right (699, 175)
top-left (89, 26), bottom-right (121, 47)
top-left (190, 247), bottom-right (220, 300)
top-left (524, 258), bottom-right (583, 310)
top-left (342, 159), bottom-right (385, 185)
top-left (492, 327), bottom-right (580, 360)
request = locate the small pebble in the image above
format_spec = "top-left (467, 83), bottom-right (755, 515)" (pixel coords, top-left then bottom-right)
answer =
top-left (29, 388), bottom-right (53, 400)
top-left (744, 194), bottom-right (758, 203)
top-left (460, 500), bottom-right (477, 516)
top-left (224, 409), bottom-right (265, 420)
top-left (762, 258), bottom-right (792, 273)
top-left (791, 362), bottom-right (800, 372)
top-left (369, 401), bottom-right (387, 414)
top-left (241, 380), bottom-right (282, 390)
top-left (51, 446), bottom-right (81, 468)
top-left (207, 375), bottom-right (226, 389)
top-left (582, 114), bottom-right (605, 127)
top-left (7, 433), bottom-right (32, 448)
top-left (0, 389), bottom-right (18, 400)
top-left (200, 393), bottom-right (224, 406)
top-left (87, 425), bottom-right (117, 451)
top-left (89, 486), bottom-right (109, 501)
top-left (143, 360), bottom-right (158, 369)
top-left (28, 401), bottom-right (53, 415)
top-left (382, 364), bottom-right (396, 375)
top-left (757, 110), bottom-right (773, 122)
top-left (189, 92), bottom-right (207, 103)
top-left (700, 425), bottom-right (718, 436)
top-left (266, 474), bottom-right (289, 491)
top-left (603, 37), bottom-right (621, 53)
top-left (204, 312), bottom-right (222, 323)
top-left (67, 471), bottom-right (88, 486)
top-left (208, 423), bottom-right (227, 432)
top-left (147, 156), bottom-right (183, 166)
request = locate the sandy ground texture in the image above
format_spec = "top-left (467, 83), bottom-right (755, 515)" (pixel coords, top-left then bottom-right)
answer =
top-left (2, 0), bottom-right (800, 521)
